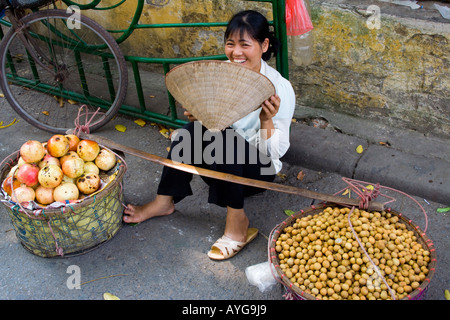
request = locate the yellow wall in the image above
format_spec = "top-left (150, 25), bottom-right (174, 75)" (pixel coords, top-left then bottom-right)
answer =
top-left (60, 1), bottom-right (449, 137)
top-left (62, 0), bottom-right (272, 59)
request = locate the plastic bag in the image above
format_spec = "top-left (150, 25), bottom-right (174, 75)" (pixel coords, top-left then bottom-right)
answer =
top-left (245, 261), bottom-right (278, 292)
top-left (435, 3), bottom-right (450, 19)
top-left (285, 0), bottom-right (313, 36)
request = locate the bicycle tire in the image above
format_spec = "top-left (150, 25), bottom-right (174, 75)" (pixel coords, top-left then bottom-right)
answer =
top-left (0, 9), bottom-right (128, 134)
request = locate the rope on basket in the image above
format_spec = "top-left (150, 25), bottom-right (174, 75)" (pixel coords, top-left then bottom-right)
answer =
top-left (72, 105), bottom-right (103, 136)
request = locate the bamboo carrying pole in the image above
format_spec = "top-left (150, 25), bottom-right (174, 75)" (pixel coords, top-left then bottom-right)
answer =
top-left (73, 132), bottom-right (385, 212)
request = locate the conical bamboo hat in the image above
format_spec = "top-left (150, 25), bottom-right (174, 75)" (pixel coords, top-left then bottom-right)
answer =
top-left (165, 60), bottom-right (276, 131)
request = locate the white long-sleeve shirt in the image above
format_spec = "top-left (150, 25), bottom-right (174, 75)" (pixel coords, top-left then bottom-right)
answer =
top-left (231, 59), bottom-right (296, 173)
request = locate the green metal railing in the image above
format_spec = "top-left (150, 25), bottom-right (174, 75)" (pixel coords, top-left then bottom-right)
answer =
top-left (2, 0), bottom-right (288, 129)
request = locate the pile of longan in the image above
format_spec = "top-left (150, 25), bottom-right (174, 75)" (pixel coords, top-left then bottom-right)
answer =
top-left (274, 206), bottom-right (432, 300)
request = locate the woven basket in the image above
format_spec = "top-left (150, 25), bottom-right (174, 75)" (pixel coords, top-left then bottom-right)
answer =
top-left (0, 145), bottom-right (126, 258)
top-left (268, 204), bottom-right (436, 300)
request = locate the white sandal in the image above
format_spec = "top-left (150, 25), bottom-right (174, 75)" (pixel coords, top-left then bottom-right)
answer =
top-left (207, 228), bottom-right (258, 260)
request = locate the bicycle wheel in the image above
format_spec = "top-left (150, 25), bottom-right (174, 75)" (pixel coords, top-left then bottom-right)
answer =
top-left (0, 9), bottom-right (128, 134)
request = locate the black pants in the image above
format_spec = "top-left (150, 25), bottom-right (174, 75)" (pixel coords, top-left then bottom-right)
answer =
top-left (157, 122), bottom-right (276, 209)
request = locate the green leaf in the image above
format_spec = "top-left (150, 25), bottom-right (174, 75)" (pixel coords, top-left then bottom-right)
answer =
top-left (284, 209), bottom-right (296, 216)
top-left (437, 207), bottom-right (450, 213)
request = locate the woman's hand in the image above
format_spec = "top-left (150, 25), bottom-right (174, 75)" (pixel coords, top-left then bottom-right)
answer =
top-left (259, 94), bottom-right (280, 124)
top-left (183, 108), bottom-right (197, 122)
top-left (259, 94), bottom-right (280, 140)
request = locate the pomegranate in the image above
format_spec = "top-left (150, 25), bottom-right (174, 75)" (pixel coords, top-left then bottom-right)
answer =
top-left (65, 134), bottom-right (80, 152)
top-left (35, 185), bottom-right (54, 205)
top-left (11, 185), bottom-right (35, 203)
top-left (53, 182), bottom-right (79, 202)
top-left (8, 164), bottom-right (19, 177)
top-left (59, 151), bottom-right (79, 167)
top-left (38, 164), bottom-right (63, 188)
top-left (62, 175), bottom-right (75, 184)
top-left (17, 157), bottom-right (26, 167)
top-left (47, 134), bottom-right (70, 158)
top-left (77, 139), bottom-right (100, 162)
top-left (83, 161), bottom-right (99, 175)
top-left (20, 140), bottom-right (46, 163)
top-left (76, 173), bottom-right (101, 194)
top-left (41, 142), bottom-right (48, 154)
top-left (2, 176), bottom-right (21, 196)
top-left (95, 148), bottom-right (117, 171)
top-left (62, 157), bottom-right (85, 179)
top-left (38, 154), bottom-right (60, 169)
top-left (16, 163), bottom-right (40, 187)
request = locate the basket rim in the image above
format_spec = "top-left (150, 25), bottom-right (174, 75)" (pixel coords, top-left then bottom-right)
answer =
top-left (1, 144), bottom-right (126, 219)
top-left (268, 203), bottom-right (437, 301)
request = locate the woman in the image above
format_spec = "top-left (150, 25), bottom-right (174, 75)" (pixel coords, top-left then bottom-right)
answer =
top-left (124, 10), bottom-right (296, 260)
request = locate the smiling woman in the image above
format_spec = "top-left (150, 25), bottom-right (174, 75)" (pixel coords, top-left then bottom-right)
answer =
top-left (224, 10), bottom-right (279, 73)
top-left (123, 10), bottom-right (296, 261)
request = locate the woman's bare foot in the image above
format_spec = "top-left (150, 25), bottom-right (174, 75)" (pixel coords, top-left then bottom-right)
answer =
top-left (223, 207), bottom-right (249, 242)
top-left (123, 195), bottom-right (175, 224)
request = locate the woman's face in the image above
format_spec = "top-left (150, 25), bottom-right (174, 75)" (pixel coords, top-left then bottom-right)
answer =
top-left (225, 31), bottom-right (269, 73)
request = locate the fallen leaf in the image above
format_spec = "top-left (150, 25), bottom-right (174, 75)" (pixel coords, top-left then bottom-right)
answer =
top-left (42, 111), bottom-right (49, 116)
top-left (67, 99), bottom-right (77, 105)
top-left (103, 292), bottom-right (120, 300)
top-left (277, 172), bottom-right (287, 181)
top-left (284, 209), bottom-right (295, 216)
top-left (437, 207), bottom-right (450, 213)
top-left (166, 147), bottom-right (171, 152)
top-left (0, 93), bottom-right (4, 98)
top-left (134, 119), bottom-right (146, 127)
top-left (149, 95), bottom-right (155, 98)
top-left (364, 185), bottom-right (374, 191)
top-left (159, 128), bottom-right (170, 138)
top-left (115, 124), bottom-right (127, 132)
top-left (296, 170), bottom-right (305, 181)
top-left (445, 289), bottom-right (450, 300)
top-left (0, 118), bottom-right (18, 129)
top-left (356, 145), bottom-right (364, 154)
top-left (291, 118), bottom-right (297, 123)
top-left (342, 189), bottom-right (350, 196)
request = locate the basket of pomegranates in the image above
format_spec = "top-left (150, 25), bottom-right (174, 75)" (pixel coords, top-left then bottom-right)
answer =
top-left (0, 134), bottom-right (127, 258)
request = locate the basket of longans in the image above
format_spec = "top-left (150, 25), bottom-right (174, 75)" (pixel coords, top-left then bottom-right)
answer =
top-left (269, 204), bottom-right (436, 300)
top-left (0, 134), bottom-right (126, 258)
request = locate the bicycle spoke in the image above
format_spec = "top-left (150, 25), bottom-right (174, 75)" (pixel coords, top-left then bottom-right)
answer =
top-left (0, 9), bottom-right (127, 134)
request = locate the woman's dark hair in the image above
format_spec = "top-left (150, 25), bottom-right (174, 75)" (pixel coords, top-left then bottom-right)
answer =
top-left (224, 10), bottom-right (280, 61)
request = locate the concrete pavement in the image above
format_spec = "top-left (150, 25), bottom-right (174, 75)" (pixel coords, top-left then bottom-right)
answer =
top-left (0, 102), bottom-right (448, 302)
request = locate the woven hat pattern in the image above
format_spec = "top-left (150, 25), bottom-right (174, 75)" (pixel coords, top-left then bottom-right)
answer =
top-left (165, 60), bottom-right (276, 131)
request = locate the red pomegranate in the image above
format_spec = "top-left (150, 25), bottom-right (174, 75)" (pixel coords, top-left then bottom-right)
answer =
top-left (11, 185), bottom-right (35, 203)
top-left (47, 134), bottom-right (70, 158)
top-left (77, 140), bottom-right (100, 162)
top-left (65, 134), bottom-right (80, 152)
top-left (38, 154), bottom-right (60, 169)
top-left (95, 148), bottom-right (117, 171)
top-left (20, 140), bottom-right (46, 163)
top-left (35, 185), bottom-right (54, 205)
top-left (62, 157), bottom-right (85, 179)
top-left (38, 164), bottom-right (63, 188)
top-left (76, 173), bottom-right (101, 194)
top-left (16, 163), bottom-right (40, 187)
top-left (2, 176), bottom-right (21, 196)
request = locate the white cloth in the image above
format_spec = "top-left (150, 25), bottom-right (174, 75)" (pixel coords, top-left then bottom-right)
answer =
top-left (231, 60), bottom-right (296, 173)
